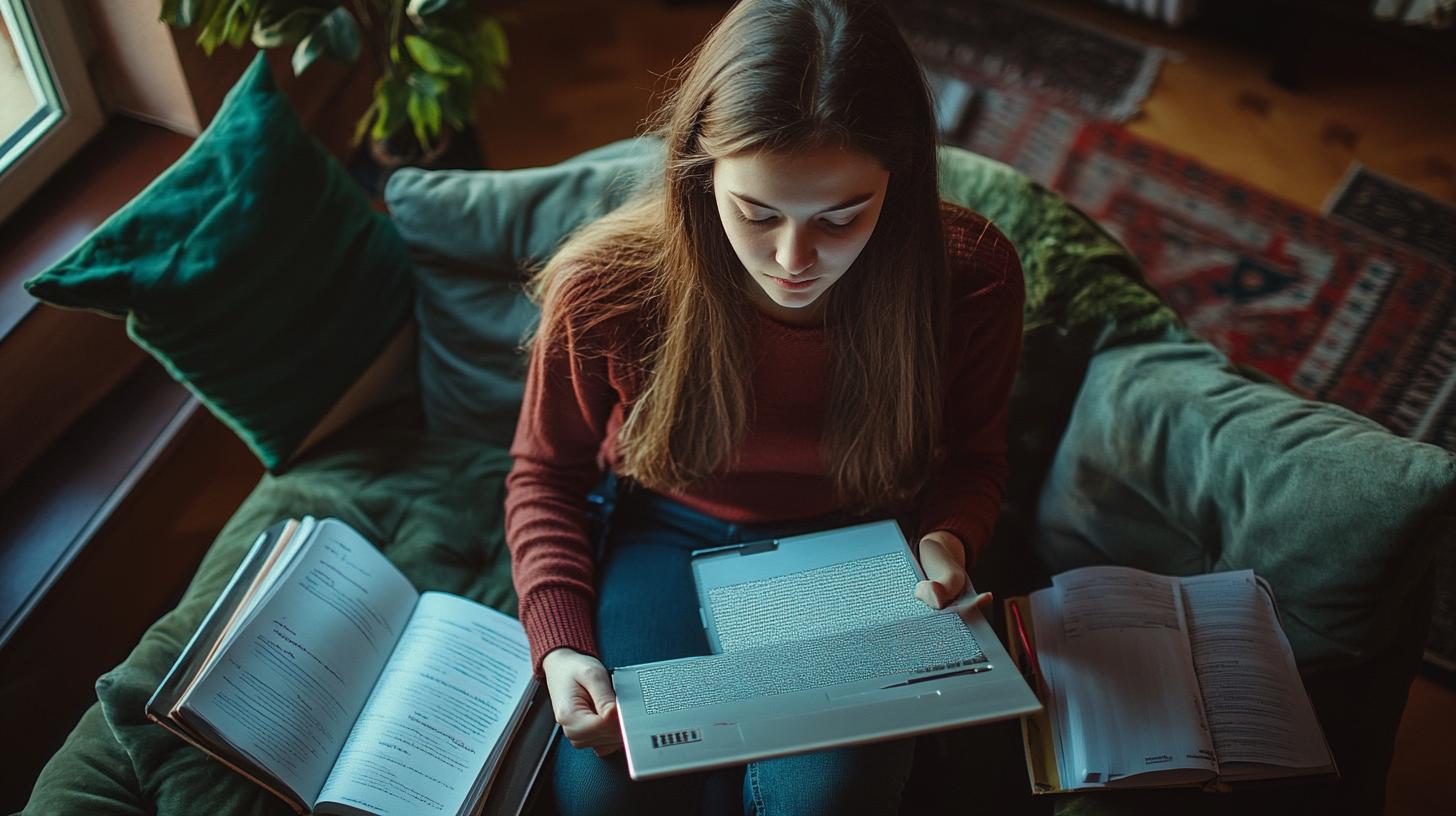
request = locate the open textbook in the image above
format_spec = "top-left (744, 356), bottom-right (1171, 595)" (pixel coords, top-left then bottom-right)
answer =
top-left (147, 516), bottom-right (558, 816)
top-left (1008, 565), bottom-right (1337, 794)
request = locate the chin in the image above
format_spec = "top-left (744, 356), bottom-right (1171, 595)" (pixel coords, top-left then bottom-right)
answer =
top-left (765, 288), bottom-right (822, 308)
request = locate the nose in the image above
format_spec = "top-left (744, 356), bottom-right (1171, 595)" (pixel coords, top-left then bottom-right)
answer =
top-left (775, 228), bottom-right (817, 277)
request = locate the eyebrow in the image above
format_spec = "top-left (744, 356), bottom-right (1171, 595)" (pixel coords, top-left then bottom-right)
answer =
top-left (728, 190), bottom-right (875, 214)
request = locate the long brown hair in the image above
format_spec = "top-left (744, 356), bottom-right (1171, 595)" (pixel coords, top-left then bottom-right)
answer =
top-left (526, 0), bottom-right (949, 511)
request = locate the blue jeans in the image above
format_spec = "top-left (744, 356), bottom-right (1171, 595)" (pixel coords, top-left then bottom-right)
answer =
top-left (539, 475), bottom-right (918, 816)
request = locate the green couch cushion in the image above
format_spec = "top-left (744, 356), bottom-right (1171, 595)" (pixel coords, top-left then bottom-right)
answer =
top-left (384, 136), bottom-right (1180, 508)
top-left (21, 703), bottom-right (149, 816)
top-left (1035, 335), bottom-right (1456, 670)
top-left (49, 407), bottom-right (517, 816)
top-left (23, 52), bottom-right (414, 473)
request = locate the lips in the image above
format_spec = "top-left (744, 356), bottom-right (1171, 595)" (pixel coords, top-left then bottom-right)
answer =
top-left (769, 275), bottom-right (819, 291)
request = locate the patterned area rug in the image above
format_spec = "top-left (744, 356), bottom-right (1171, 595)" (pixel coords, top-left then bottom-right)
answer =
top-left (1055, 124), bottom-right (1456, 451)
top-left (893, 0), bottom-right (1166, 123)
top-left (1325, 161), bottom-right (1456, 267)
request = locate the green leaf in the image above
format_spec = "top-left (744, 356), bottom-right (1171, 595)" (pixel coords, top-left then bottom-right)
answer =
top-left (370, 76), bottom-right (410, 141)
top-left (291, 6), bottom-right (360, 75)
top-left (352, 98), bottom-right (378, 148)
top-left (406, 88), bottom-right (442, 150)
top-left (478, 18), bottom-right (508, 67)
top-left (406, 0), bottom-right (454, 18)
top-left (164, 0), bottom-right (216, 28)
top-left (224, 2), bottom-right (260, 49)
top-left (408, 71), bottom-right (448, 97)
top-left (159, 0), bottom-right (188, 26)
top-left (474, 64), bottom-right (503, 93)
top-left (404, 35), bottom-right (468, 77)
top-left (196, 0), bottom-right (236, 55)
top-left (252, 5), bottom-right (327, 49)
top-left (406, 0), bottom-right (454, 28)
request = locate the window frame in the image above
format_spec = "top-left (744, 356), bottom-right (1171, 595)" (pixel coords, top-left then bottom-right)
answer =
top-left (0, 0), bottom-right (104, 228)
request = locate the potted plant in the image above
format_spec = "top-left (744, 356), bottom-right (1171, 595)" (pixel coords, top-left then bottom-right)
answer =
top-left (159, 0), bottom-right (510, 167)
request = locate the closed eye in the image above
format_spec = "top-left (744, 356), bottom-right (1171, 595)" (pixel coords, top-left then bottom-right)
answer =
top-left (733, 211), bottom-right (858, 231)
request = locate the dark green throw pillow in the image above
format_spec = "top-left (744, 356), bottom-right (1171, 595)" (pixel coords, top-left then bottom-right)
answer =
top-left (24, 52), bottom-right (413, 472)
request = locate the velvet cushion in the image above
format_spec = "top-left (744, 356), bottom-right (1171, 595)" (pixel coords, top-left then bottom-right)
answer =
top-left (1035, 335), bottom-right (1456, 670)
top-left (23, 52), bottom-right (413, 472)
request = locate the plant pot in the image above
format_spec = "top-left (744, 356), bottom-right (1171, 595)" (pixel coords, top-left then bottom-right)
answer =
top-left (347, 123), bottom-right (487, 199)
top-left (369, 127), bottom-right (455, 169)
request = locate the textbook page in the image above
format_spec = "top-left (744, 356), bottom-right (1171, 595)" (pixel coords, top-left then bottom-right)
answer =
top-left (1179, 570), bottom-right (1332, 778)
top-left (179, 517), bottom-right (316, 701)
top-left (183, 519), bottom-right (420, 805)
top-left (1045, 566), bottom-right (1218, 786)
top-left (316, 592), bottom-right (534, 816)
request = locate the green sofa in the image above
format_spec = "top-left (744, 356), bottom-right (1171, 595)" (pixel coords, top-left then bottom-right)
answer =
top-left (19, 120), bottom-right (1455, 816)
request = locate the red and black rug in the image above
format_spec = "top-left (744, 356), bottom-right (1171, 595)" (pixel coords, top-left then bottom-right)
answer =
top-left (1055, 124), bottom-right (1456, 451)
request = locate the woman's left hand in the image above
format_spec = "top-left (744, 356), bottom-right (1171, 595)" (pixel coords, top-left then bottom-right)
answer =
top-left (914, 531), bottom-right (992, 610)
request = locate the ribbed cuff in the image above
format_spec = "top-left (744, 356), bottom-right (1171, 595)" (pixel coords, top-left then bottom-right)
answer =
top-left (521, 586), bottom-right (599, 679)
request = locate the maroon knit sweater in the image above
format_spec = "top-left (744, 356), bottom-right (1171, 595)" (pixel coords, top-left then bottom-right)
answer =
top-left (505, 201), bottom-right (1025, 677)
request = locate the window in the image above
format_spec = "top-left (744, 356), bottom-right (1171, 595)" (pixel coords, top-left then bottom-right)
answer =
top-left (0, 0), bottom-right (103, 227)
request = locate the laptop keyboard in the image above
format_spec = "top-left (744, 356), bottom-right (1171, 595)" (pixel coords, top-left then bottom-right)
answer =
top-left (635, 611), bottom-right (986, 715)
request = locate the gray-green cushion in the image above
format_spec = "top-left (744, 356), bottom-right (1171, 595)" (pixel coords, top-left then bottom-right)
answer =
top-left (22, 52), bottom-right (413, 473)
top-left (24, 406), bottom-right (518, 816)
top-left (384, 137), bottom-right (659, 442)
top-left (1035, 335), bottom-right (1456, 670)
top-left (383, 135), bottom-right (1180, 485)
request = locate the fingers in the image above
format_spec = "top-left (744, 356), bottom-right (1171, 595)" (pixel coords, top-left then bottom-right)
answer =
top-left (915, 579), bottom-right (993, 610)
top-left (564, 665), bottom-right (621, 752)
top-left (560, 704), bottom-right (622, 752)
top-left (915, 578), bottom-right (944, 609)
top-left (938, 567), bottom-right (968, 600)
top-left (915, 535), bottom-right (975, 609)
top-left (915, 557), bottom-right (967, 608)
top-left (580, 662), bottom-right (617, 717)
top-left (914, 576), bottom-right (964, 608)
top-left (543, 654), bottom-right (624, 753)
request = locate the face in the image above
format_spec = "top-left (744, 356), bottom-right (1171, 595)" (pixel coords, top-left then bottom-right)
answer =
top-left (712, 144), bottom-right (890, 325)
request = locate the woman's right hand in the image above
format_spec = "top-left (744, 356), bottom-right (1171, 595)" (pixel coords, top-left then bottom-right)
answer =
top-left (541, 647), bottom-right (623, 757)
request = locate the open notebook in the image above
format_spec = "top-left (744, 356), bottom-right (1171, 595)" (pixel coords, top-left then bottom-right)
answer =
top-left (1008, 565), bottom-right (1338, 794)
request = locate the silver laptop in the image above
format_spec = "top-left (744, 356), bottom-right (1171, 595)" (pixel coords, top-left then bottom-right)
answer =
top-left (611, 520), bottom-right (1042, 780)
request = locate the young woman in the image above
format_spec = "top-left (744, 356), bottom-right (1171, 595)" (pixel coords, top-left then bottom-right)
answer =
top-left (503, 0), bottom-right (1024, 813)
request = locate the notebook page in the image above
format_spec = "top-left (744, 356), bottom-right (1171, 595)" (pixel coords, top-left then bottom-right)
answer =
top-left (1049, 566), bottom-right (1218, 785)
top-left (1180, 570), bottom-right (1331, 774)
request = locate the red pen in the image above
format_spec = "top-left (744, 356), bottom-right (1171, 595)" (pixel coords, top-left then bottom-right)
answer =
top-left (1008, 599), bottom-right (1043, 693)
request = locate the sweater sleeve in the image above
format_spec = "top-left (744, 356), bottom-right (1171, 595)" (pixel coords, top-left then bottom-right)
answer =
top-left (918, 221), bottom-right (1026, 569)
top-left (504, 277), bottom-right (622, 679)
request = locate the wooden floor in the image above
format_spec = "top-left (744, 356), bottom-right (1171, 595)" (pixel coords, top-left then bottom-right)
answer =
top-left (55, 0), bottom-right (1452, 812)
